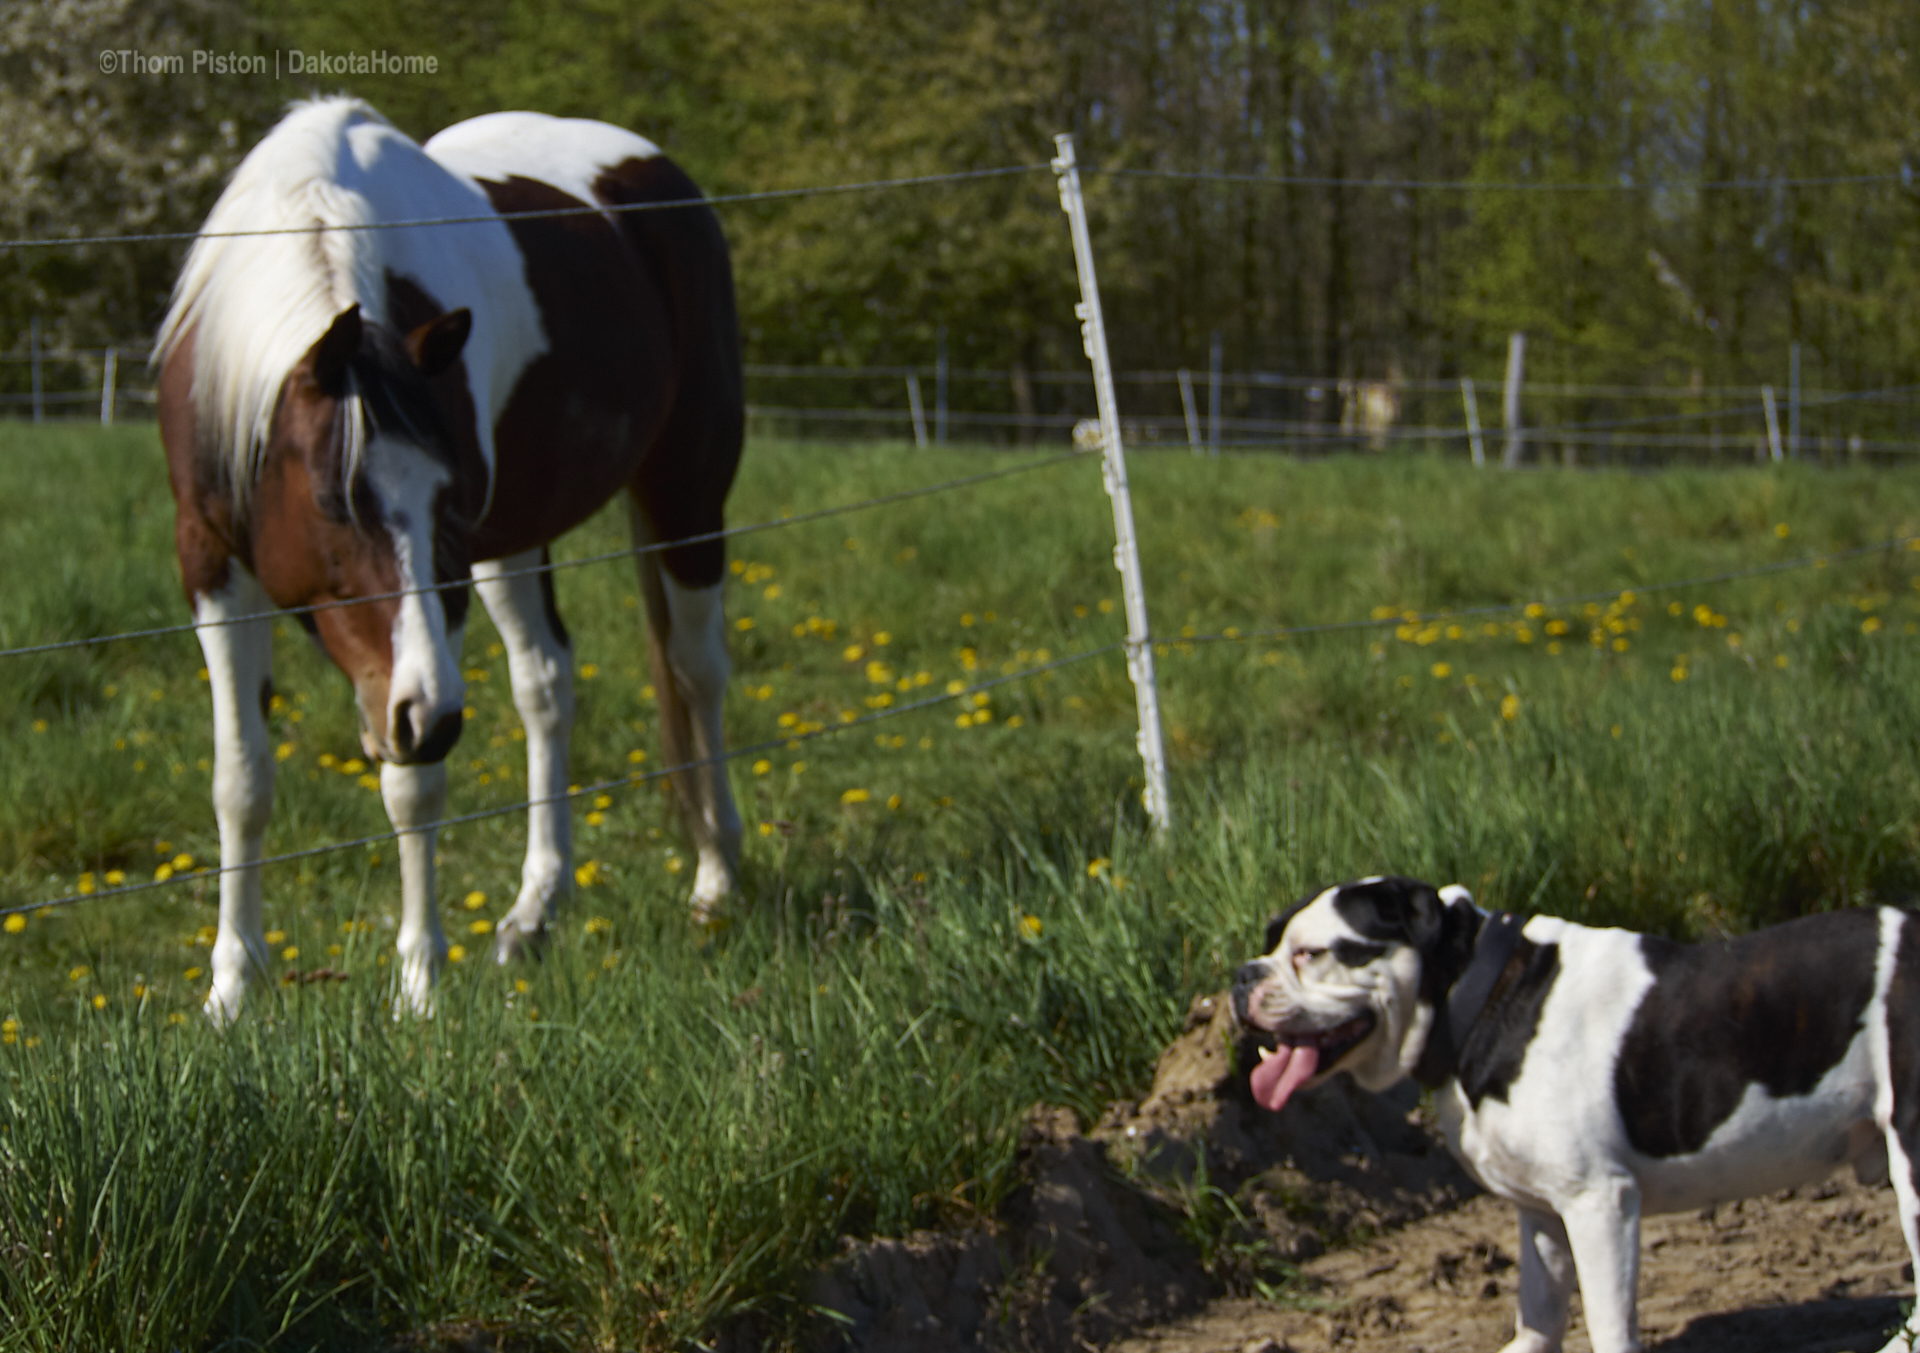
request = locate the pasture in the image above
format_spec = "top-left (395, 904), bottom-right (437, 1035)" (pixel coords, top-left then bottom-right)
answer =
top-left (3, 424), bottom-right (1920, 1349)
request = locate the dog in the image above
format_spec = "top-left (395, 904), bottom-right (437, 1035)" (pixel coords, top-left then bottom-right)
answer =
top-left (1230, 875), bottom-right (1920, 1353)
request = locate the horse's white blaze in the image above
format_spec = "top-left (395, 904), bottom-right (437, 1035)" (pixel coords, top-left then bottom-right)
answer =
top-left (194, 572), bottom-right (276, 1025)
top-left (661, 574), bottom-right (740, 907)
top-left (473, 552), bottom-right (575, 953)
top-left (363, 436), bottom-right (463, 761)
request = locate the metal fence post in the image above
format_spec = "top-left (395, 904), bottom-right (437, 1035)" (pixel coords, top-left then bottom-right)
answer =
top-left (1177, 368), bottom-right (1200, 451)
top-left (1762, 384), bottom-right (1782, 462)
top-left (1207, 330), bottom-right (1223, 455)
top-left (101, 347), bottom-right (117, 427)
top-left (1053, 133), bottom-right (1171, 836)
top-left (30, 316), bottom-right (43, 425)
top-left (1461, 376), bottom-right (1484, 466)
top-left (935, 328), bottom-right (949, 445)
top-left (906, 372), bottom-right (928, 447)
top-left (1788, 343), bottom-right (1801, 459)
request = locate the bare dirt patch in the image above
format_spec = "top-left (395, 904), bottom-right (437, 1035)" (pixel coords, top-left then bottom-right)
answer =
top-left (801, 993), bottom-right (1914, 1352)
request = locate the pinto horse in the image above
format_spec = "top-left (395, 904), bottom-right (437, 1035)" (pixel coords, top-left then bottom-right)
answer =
top-left (155, 97), bottom-right (745, 1021)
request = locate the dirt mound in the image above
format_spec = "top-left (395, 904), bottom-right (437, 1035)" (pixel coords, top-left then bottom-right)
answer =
top-left (802, 994), bottom-right (1477, 1352)
top-left (1111, 1174), bottom-right (1913, 1352)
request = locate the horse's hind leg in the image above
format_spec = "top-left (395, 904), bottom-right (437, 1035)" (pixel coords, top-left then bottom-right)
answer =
top-left (195, 570), bottom-right (276, 1025)
top-left (475, 549), bottom-right (574, 960)
top-left (628, 499), bottom-right (741, 922)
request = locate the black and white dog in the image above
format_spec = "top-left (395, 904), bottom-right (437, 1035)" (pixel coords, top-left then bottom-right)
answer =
top-left (1231, 875), bottom-right (1920, 1353)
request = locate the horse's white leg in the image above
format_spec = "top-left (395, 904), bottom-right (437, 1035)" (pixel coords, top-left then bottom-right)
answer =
top-left (384, 756), bottom-right (449, 1016)
top-left (384, 613), bottom-right (459, 1016)
top-left (474, 552), bottom-right (573, 959)
top-left (195, 571), bottom-right (275, 1026)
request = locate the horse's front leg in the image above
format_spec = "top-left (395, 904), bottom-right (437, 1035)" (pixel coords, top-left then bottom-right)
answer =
top-left (195, 571), bottom-right (276, 1025)
top-left (384, 757), bottom-right (449, 1016)
top-left (474, 552), bottom-right (573, 960)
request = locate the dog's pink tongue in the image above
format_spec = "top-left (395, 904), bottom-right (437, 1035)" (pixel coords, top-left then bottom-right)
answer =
top-left (1249, 1042), bottom-right (1320, 1113)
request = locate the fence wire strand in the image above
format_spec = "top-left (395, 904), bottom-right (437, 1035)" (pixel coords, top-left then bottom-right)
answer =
top-left (0, 451), bottom-right (1087, 662)
top-left (0, 165), bottom-right (1050, 253)
top-left (0, 641), bottom-right (1121, 919)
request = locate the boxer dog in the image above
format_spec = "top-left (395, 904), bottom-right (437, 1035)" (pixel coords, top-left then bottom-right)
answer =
top-left (1231, 875), bottom-right (1920, 1353)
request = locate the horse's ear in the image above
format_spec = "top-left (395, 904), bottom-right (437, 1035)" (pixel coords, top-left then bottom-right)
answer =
top-left (311, 305), bottom-right (362, 396)
top-left (405, 308), bottom-right (472, 378)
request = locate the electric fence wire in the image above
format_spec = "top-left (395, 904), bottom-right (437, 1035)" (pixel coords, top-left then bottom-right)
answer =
top-left (0, 450), bottom-right (1088, 662)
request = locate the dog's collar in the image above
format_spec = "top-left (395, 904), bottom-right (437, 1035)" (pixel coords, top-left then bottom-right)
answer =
top-left (1447, 911), bottom-right (1526, 1042)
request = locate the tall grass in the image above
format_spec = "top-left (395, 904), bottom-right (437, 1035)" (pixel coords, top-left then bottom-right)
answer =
top-left (3, 426), bottom-right (1920, 1346)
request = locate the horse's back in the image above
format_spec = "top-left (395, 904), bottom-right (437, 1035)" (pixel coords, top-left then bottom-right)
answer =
top-left (427, 113), bottom-right (741, 561)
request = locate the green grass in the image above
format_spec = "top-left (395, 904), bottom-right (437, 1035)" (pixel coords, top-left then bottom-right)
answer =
top-left (4, 425), bottom-right (1920, 1347)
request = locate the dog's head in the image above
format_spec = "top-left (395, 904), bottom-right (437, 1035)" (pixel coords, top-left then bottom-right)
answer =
top-left (1231, 876), bottom-right (1479, 1113)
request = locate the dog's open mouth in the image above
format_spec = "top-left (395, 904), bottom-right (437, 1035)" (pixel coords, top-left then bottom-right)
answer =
top-left (1247, 1013), bottom-right (1376, 1114)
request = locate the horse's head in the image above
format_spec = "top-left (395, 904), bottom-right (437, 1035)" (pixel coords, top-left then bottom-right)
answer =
top-left (252, 303), bottom-right (476, 766)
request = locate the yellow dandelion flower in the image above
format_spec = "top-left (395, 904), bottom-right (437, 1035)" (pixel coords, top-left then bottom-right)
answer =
top-left (734, 618), bottom-right (754, 632)
top-left (1431, 663), bottom-right (1452, 679)
top-left (576, 860), bottom-right (602, 887)
top-left (1774, 522), bottom-right (1790, 538)
top-left (1775, 653), bottom-right (1789, 669)
top-left (628, 748), bottom-right (647, 763)
top-left (448, 945), bottom-right (467, 963)
top-left (666, 857), bottom-right (684, 874)
top-left (281, 946), bottom-right (298, 962)
top-left (2, 915), bottom-right (22, 934)
top-left (1864, 616), bottom-right (1884, 634)
top-left (1019, 914), bottom-right (1043, 939)
top-left (752, 759), bottom-right (772, 775)
top-left (841, 787), bottom-right (872, 805)
top-left (759, 821), bottom-right (774, 836)
top-left (275, 742), bottom-right (295, 761)
top-left (184, 966), bottom-right (203, 981)
top-left (1671, 665), bottom-right (1688, 682)
top-left (105, 870), bottom-right (125, 886)
top-left (172, 853), bottom-right (194, 871)
top-left (1006, 715), bottom-right (1024, 729)
top-left (265, 929), bottom-right (286, 945)
top-left (154, 864), bottom-right (173, 882)
top-left (1087, 857), bottom-right (1110, 878)
top-left (593, 794), bottom-right (612, 810)
top-left (469, 919), bottom-right (492, 935)
top-left (1500, 694), bottom-right (1520, 722)
top-left (1611, 724), bottom-right (1623, 739)
top-left (585, 811), bottom-right (605, 827)
top-left (358, 774), bottom-right (380, 790)
top-left (791, 761), bottom-right (806, 774)
top-left (91, 994), bottom-right (106, 1010)
top-left (887, 793), bottom-right (902, 810)
top-left (843, 644), bottom-right (865, 662)
top-left (463, 891), bottom-right (486, 910)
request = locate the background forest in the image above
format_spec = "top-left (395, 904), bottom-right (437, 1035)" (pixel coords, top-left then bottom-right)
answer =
top-left (5, 0), bottom-right (1920, 397)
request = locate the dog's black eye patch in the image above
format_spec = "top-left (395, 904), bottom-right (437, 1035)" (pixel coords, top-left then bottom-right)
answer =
top-left (1332, 939), bottom-right (1388, 968)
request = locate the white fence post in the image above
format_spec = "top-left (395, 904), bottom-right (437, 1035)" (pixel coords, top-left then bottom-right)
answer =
top-left (906, 372), bottom-right (928, 447)
top-left (1501, 330), bottom-right (1526, 468)
top-left (1461, 376), bottom-right (1484, 466)
top-left (1762, 384), bottom-right (1782, 462)
top-left (1177, 368), bottom-right (1200, 451)
top-left (1053, 132), bottom-right (1172, 836)
top-left (100, 347), bottom-right (117, 427)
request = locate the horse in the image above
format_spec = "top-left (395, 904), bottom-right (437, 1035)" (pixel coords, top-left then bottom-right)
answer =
top-left (155, 97), bottom-right (745, 1021)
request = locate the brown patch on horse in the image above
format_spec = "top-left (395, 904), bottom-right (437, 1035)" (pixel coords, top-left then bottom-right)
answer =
top-left (157, 325), bottom-right (236, 601)
top-left (467, 175), bottom-right (675, 562)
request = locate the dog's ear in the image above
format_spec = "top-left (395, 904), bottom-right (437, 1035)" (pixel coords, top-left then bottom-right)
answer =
top-left (1333, 876), bottom-right (1448, 949)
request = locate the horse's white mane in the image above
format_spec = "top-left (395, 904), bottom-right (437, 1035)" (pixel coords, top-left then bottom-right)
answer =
top-left (155, 96), bottom-right (397, 513)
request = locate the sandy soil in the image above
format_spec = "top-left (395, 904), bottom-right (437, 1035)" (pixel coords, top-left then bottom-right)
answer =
top-left (1111, 1173), bottom-right (1913, 1353)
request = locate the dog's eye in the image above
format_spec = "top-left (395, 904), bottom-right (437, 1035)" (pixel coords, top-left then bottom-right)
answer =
top-left (1332, 939), bottom-right (1387, 967)
top-left (1290, 946), bottom-right (1324, 970)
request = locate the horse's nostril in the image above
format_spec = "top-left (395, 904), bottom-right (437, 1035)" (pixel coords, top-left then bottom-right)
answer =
top-left (391, 700), bottom-right (417, 757)
top-left (412, 709), bottom-right (464, 764)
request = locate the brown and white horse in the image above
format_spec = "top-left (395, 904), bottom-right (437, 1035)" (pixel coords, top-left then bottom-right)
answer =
top-left (156, 97), bottom-right (744, 1021)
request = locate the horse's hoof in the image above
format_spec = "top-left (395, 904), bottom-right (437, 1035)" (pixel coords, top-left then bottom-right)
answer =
top-left (689, 893), bottom-right (734, 934)
top-left (493, 917), bottom-right (548, 964)
top-left (203, 981), bottom-right (245, 1028)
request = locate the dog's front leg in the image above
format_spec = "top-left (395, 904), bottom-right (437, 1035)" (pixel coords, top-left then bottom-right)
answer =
top-left (1559, 1177), bottom-right (1644, 1353)
top-left (1501, 1208), bottom-right (1576, 1353)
